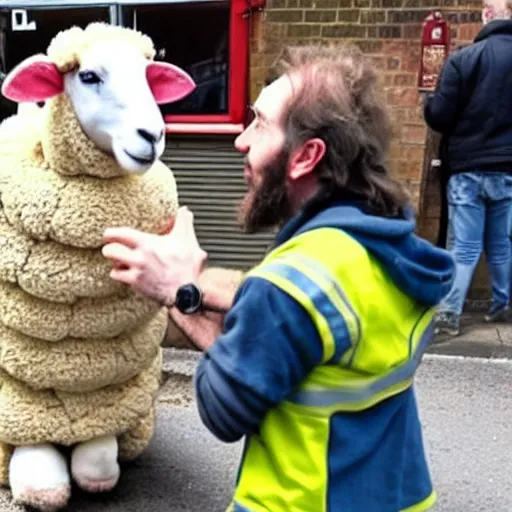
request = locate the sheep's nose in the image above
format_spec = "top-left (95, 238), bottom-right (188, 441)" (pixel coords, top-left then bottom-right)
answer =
top-left (137, 128), bottom-right (164, 144)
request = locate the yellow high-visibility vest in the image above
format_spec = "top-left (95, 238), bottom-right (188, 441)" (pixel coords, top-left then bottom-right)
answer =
top-left (230, 227), bottom-right (437, 512)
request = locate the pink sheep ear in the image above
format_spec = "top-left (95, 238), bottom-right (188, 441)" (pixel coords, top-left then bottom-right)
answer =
top-left (2, 55), bottom-right (63, 103)
top-left (146, 62), bottom-right (196, 105)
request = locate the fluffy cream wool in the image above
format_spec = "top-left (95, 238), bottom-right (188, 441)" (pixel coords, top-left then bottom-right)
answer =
top-left (0, 23), bottom-right (177, 483)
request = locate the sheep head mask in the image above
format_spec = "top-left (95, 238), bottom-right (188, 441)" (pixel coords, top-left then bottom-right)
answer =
top-left (1, 31), bottom-right (195, 174)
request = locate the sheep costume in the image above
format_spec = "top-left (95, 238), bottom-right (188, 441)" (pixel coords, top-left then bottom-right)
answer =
top-left (0, 23), bottom-right (196, 511)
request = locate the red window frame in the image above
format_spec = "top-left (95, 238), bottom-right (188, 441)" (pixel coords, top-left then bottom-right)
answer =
top-left (165, 0), bottom-right (248, 135)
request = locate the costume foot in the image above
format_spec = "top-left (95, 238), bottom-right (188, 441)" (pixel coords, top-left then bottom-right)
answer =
top-left (71, 435), bottom-right (120, 493)
top-left (10, 444), bottom-right (71, 511)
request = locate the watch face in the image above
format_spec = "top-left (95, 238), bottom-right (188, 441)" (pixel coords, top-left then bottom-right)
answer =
top-left (176, 284), bottom-right (202, 314)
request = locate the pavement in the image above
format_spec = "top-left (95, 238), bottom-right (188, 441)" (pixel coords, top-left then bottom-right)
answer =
top-left (429, 312), bottom-right (512, 359)
top-left (1, 315), bottom-right (511, 511)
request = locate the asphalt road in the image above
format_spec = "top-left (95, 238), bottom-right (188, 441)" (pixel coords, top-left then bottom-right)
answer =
top-left (1, 354), bottom-right (512, 512)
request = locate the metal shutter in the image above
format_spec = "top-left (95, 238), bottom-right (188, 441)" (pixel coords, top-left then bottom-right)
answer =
top-left (162, 135), bottom-right (274, 270)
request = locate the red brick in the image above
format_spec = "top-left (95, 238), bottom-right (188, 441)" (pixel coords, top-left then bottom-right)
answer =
top-left (370, 56), bottom-right (386, 69)
top-left (458, 23), bottom-right (481, 42)
top-left (265, 22), bottom-right (288, 39)
top-left (382, 40), bottom-right (411, 60)
top-left (264, 38), bottom-right (287, 54)
top-left (389, 145), bottom-right (402, 161)
top-left (406, 104), bottom-right (425, 124)
top-left (388, 144), bottom-right (425, 164)
top-left (337, 9), bottom-right (361, 22)
top-left (353, 39), bottom-right (384, 53)
top-left (287, 37), bottom-right (324, 46)
top-left (304, 9), bottom-right (337, 22)
top-left (387, 87), bottom-right (419, 107)
top-left (251, 52), bottom-right (265, 69)
top-left (459, 0), bottom-right (483, 7)
top-left (403, 24), bottom-right (423, 39)
top-left (387, 9), bottom-right (432, 23)
top-left (360, 9), bottom-right (386, 23)
top-left (287, 23), bottom-right (322, 37)
top-left (393, 160), bottom-right (417, 180)
top-left (266, 9), bottom-right (304, 23)
top-left (378, 25), bottom-right (402, 38)
top-left (322, 25), bottom-right (367, 37)
top-left (401, 124), bottom-right (427, 145)
top-left (393, 73), bottom-right (415, 86)
top-left (409, 180), bottom-right (422, 200)
top-left (367, 26), bottom-right (378, 38)
top-left (387, 56), bottom-right (400, 70)
top-left (403, 0), bottom-right (436, 6)
top-left (401, 47), bottom-right (422, 73)
top-left (390, 107), bottom-right (408, 123)
top-left (264, 53), bottom-right (280, 69)
top-left (383, 74), bottom-right (394, 86)
top-left (401, 145), bottom-right (426, 162)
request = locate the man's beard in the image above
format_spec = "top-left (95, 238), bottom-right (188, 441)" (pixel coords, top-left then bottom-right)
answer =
top-left (238, 149), bottom-right (292, 234)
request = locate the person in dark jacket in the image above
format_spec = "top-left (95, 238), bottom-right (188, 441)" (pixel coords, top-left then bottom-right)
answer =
top-left (424, 0), bottom-right (512, 335)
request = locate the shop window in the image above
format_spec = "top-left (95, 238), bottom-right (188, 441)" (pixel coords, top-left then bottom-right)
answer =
top-left (0, 1), bottom-right (250, 130)
top-left (121, 0), bottom-right (249, 128)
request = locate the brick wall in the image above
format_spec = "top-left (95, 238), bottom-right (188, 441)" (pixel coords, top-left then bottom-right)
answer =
top-left (251, 1), bottom-right (481, 205)
top-left (250, 1), bottom-right (492, 301)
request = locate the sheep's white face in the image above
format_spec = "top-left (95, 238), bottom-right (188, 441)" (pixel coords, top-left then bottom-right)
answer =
top-left (65, 43), bottom-right (166, 174)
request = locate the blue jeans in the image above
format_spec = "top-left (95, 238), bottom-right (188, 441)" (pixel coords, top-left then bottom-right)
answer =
top-left (440, 172), bottom-right (512, 315)
top-left (445, 203), bottom-right (455, 251)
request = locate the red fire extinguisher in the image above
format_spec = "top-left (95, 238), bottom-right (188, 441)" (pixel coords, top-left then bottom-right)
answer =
top-left (418, 11), bottom-right (451, 92)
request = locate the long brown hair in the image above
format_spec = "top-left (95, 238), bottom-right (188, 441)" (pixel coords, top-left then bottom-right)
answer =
top-left (269, 44), bottom-right (410, 218)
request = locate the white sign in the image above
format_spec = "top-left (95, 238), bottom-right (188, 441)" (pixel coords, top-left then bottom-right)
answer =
top-left (11, 9), bottom-right (37, 31)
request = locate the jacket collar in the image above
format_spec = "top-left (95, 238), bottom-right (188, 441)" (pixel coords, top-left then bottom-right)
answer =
top-left (475, 19), bottom-right (512, 42)
top-left (273, 194), bottom-right (374, 248)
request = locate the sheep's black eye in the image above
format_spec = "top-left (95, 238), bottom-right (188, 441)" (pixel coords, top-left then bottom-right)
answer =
top-left (79, 71), bottom-right (101, 84)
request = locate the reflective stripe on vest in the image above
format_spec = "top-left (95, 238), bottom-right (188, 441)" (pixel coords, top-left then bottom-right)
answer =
top-left (235, 228), bottom-right (437, 512)
top-left (257, 259), bottom-right (360, 363)
top-left (249, 248), bottom-right (435, 412)
top-left (287, 317), bottom-right (433, 408)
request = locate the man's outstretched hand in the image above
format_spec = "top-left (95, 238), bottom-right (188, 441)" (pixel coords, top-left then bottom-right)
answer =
top-left (102, 207), bottom-right (207, 306)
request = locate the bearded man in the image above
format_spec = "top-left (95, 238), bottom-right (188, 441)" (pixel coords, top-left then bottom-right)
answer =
top-left (103, 44), bottom-right (454, 512)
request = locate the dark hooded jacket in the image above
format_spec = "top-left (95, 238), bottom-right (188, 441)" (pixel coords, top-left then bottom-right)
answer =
top-left (424, 19), bottom-right (512, 174)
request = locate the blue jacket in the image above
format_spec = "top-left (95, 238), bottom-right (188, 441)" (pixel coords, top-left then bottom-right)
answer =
top-left (195, 201), bottom-right (454, 510)
top-left (424, 20), bottom-right (512, 174)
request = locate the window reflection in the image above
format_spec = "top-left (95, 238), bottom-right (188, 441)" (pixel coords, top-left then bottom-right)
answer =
top-left (0, 2), bottom-right (231, 121)
top-left (122, 1), bottom-right (230, 116)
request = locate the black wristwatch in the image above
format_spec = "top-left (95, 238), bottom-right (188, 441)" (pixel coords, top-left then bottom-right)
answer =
top-left (174, 283), bottom-right (203, 314)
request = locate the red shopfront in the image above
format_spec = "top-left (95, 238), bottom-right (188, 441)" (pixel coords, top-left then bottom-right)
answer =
top-left (0, 0), bottom-right (272, 269)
